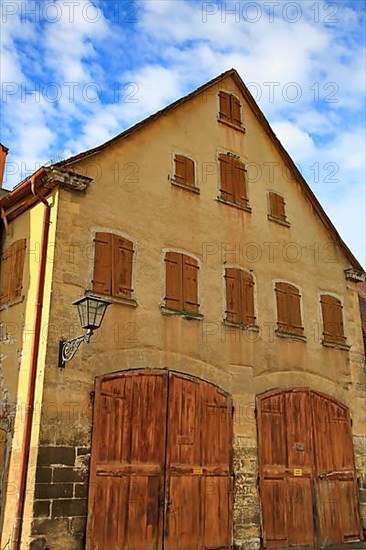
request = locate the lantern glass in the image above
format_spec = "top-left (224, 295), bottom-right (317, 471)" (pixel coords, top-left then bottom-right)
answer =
top-left (73, 295), bottom-right (111, 331)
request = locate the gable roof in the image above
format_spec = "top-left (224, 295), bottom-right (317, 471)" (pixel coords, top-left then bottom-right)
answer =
top-left (54, 68), bottom-right (363, 273)
top-left (1, 69), bottom-right (364, 273)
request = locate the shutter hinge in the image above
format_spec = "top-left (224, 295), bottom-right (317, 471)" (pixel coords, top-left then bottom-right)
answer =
top-left (89, 390), bottom-right (95, 405)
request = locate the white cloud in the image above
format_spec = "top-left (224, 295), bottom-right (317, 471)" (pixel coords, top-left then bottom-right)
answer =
top-left (0, 0), bottom-right (364, 263)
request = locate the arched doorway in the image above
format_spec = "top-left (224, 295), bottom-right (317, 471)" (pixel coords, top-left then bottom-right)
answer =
top-left (257, 388), bottom-right (363, 548)
top-left (86, 369), bottom-right (233, 549)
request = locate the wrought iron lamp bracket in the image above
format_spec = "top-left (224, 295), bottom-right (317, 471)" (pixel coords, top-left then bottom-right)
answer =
top-left (58, 329), bottom-right (93, 368)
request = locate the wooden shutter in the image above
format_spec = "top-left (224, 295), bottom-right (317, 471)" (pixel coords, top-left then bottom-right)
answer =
top-left (275, 282), bottom-right (289, 332)
top-left (174, 155), bottom-right (186, 184)
top-left (233, 160), bottom-right (248, 207)
top-left (287, 284), bottom-right (303, 335)
top-left (241, 271), bottom-right (255, 325)
top-left (182, 255), bottom-right (199, 313)
top-left (112, 236), bottom-right (133, 299)
top-left (219, 91), bottom-right (230, 121)
top-left (174, 155), bottom-right (195, 187)
top-left (93, 232), bottom-right (112, 295)
top-left (0, 244), bottom-right (15, 304)
top-left (225, 268), bottom-right (241, 323)
top-left (275, 283), bottom-right (302, 335)
top-left (12, 239), bottom-right (26, 300)
top-left (219, 154), bottom-right (234, 203)
top-left (320, 295), bottom-right (346, 344)
top-left (231, 95), bottom-right (242, 127)
top-left (269, 192), bottom-right (286, 220)
top-left (0, 239), bottom-right (26, 304)
top-left (165, 252), bottom-right (183, 311)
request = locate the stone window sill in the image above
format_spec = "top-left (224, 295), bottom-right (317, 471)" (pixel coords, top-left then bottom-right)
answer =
top-left (275, 329), bottom-right (306, 342)
top-left (267, 214), bottom-right (291, 227)
top-left (223, 320), bottom-right (259, 331)
top-left (216, 197), bottom-right (252, 213)
top-left (85, 290), bottom-right (138, 308)
top-left (0, 295), bottom-right (25, 311)
top-left (171, 180), bottom-right (200, 194)
top-left (218, 118), bottom-right (246, 134)
top-left (322, 340), bottom-right (350, 351)
top-left (160, 305), bottom-right (203, 321)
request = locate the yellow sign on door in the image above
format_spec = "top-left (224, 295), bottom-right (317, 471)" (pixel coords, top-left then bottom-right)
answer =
top-left (294, 468), bottom-right (303, 476)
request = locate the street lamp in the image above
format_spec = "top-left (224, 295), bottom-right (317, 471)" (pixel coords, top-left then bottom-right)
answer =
top-left (58, 295), bottom-right (112, 368)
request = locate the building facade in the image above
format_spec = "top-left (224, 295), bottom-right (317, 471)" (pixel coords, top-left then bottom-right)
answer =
top-left (0, 70), bottom-right (365, 550)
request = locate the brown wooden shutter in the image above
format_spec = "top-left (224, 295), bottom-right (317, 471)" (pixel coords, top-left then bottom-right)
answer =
top-left (225, 268), bottom-right (241, 323)
top-left (165, 252), bottom-right (183, 311)
top-left (182, 255), bottom-right (199, 313)
top-left (174, 155), bottom-right (187, 184)
top-left (185, 157), bottom-right (195, 187)
top-left (241, 271), bottom-right (255, 325)
top-left (276, 194), bottom-right (286, 220)
top-left (219, 91), bottom-right (230, 121)
top-left (321, 295), bottom-right (346, 344)
top-left (93, 232), bottom-right (112, 295)
top-left (269, 192), bottom-right (278, 217)
top-left (219, 154), bottom-right (234, 203)
top-left (269, 192), bottom-right (286, 220)
top-left (112, 236), bottom-right (133, 299)
top-left (287, 284), bottom-right (303, 335)
top-left (0, 244), bottom-right (14, 304)
top-left (12, 239), bottom-right (26, 300)
top-left (275, 282), bottom-right (289, 332)
top-left (231, 95), bottom-right (242, 127)
top-left (0, 239), bottom-right (26, 304)
top-left (233, 160), bottom-right (248, 207)
top-left (174, 155), bottom-right (195, 187)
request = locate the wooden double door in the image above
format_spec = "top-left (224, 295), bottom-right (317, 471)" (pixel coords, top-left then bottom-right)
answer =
top-left (86, 370), bottom-right (233, 550)
top-left (257, 388), bottom-right (363, 548)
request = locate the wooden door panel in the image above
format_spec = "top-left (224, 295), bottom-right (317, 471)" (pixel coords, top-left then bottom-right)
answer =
top-left (89, 475), bottom-right (135, 550)
top-left (165, 475), bottom-right (201, 550)
top-left (168, 375), bottom-right (200, 466)
top-left (126, 476), bottom-right (163, 550)
top-left (259, 393), bottom-right (286, 467)
top-left (287, 477), bottom-right (314, 546)
top-left (339, 478), bottom-right (363, 541)
top-left (316, 478), bottom-right (342, 545)
top-left (312, 392), bottom-right (362, 545)
top-left (285, 391), bottom-right (313, 468)
top-left (165, 373), bottom-right (233, 550)
top-left (204, 476), bottom-right (231, 548)
top-left (131, 374), bottom-right (168, 464)
top-left (87, 371), bottom-right (168, 550)
top-left (261, 478), bottom-right (288, 548)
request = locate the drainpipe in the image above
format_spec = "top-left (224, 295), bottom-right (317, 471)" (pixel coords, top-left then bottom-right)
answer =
top-left (10, 167), bottom-right (50, 550)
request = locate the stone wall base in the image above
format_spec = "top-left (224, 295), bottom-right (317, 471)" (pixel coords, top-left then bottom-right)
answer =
top-left (234, 537), bottom-right (261, 550)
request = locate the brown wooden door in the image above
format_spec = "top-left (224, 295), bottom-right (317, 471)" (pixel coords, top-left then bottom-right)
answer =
top-left (165, 373), bottom-right (233, 550)
top-left (87, 370), bottom-right (233, 550)
top-left (257, 388), bottom-right (363, 549)
top-left (312, 393), bottom-right (362, 545)
top-left (87, 371), bottom-right (168, 550)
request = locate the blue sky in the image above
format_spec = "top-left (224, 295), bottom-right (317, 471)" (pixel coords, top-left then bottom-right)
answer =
top-left (1, 0), bottom-right (365, 263)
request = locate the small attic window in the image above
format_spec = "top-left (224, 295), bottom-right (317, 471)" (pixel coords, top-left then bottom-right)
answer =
top-left (267, 192), bottom-right (290, 227)
top-left (218, 91), bottom-right (244, 130)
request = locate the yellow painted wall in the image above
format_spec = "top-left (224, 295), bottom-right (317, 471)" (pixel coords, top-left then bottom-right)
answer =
top-left (0, 191), bottom-right (59, 548)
